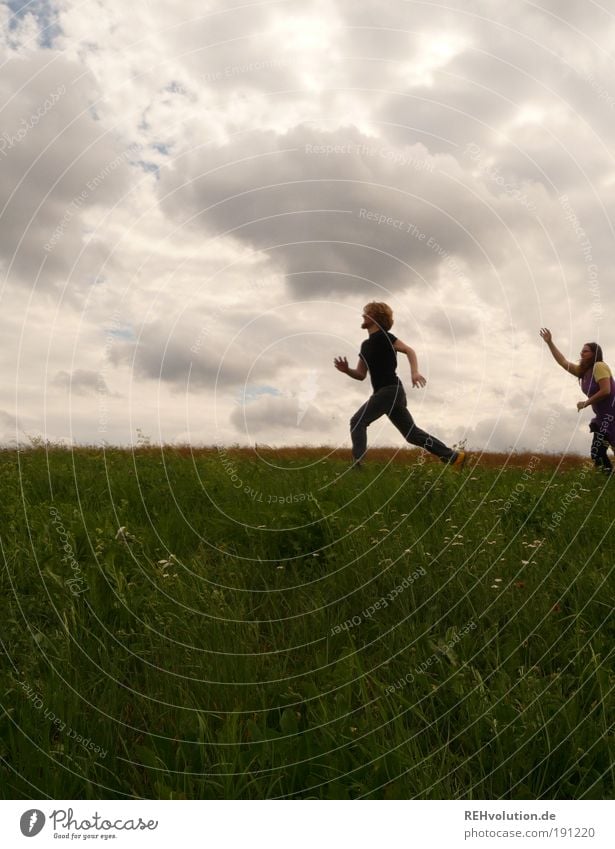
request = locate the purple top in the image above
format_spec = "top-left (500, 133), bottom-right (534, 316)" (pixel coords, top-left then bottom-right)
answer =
top-left (581, 366), bottom-right (615, 445)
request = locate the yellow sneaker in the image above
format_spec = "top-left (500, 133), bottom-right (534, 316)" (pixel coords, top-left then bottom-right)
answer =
top-left (451, 450), bottom-right (466, 469)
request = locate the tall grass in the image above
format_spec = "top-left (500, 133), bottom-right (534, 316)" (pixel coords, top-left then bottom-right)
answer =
top-left (1, 446), bottom-right (613, 799)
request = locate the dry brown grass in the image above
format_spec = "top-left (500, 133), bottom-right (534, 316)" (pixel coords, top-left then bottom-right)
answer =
top-left (131, 444), bottom-right (589, 470)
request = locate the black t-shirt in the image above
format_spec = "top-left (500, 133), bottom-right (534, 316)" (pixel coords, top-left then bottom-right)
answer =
top-left (359, 330), bottom-right (400, 392)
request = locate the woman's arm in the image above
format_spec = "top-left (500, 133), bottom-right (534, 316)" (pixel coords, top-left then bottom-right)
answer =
top-left (540, 328), bottom-right (581, 376)
top-left (577, 377), bottom-right (611, 410)
top-left (393, 339), bottom-right (426, 387)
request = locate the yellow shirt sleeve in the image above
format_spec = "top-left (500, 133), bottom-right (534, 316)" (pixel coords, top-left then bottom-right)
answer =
top-left (593, 362), bottom-right (612, 381)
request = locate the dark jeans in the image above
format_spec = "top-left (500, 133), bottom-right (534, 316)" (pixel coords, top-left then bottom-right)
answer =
top-left (591, 431), bottom-right (613, 474)
top-left (350, 382), bottom-right (456, 463)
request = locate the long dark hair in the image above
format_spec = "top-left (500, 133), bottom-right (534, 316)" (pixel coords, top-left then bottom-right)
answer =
top-left (578, 342), bottom-right (603, 378)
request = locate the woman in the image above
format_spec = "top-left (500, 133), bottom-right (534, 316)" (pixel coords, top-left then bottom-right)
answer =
top-left (540, 328), bottom-right (615, 474)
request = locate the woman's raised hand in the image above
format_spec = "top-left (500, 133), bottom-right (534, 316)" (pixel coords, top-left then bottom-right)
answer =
top-left (540, 328), bottom-right (552, 344)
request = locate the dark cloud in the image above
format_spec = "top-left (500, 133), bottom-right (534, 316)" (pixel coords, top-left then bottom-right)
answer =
top-left (425, 307), bottom-right (479, 340)
top-left (158, 124), bottom-right (535, 298)
top-left (0, 408), bottom-right (18, 428)
top-left (106, 312), bottom-right (291, 392)
top-left (464, 400), bottom-right (580, 453)
top-left (52, 369), bottom-right (112, 395)
top-left (0, 408), bottom-right (23, 445)
top-left (230, 394), bottom-right (330, 435)
top-left (0, 51), bottom-right (139, 292)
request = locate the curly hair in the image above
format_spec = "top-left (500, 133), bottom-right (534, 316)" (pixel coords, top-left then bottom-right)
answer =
top-left (363, 301), bottom-right (394, 331)
top-left (578, 342), bottom-right (604, 378)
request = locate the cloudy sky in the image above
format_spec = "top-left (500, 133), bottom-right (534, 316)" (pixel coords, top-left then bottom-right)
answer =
top-left (1, 0), bottom-right (613, 453)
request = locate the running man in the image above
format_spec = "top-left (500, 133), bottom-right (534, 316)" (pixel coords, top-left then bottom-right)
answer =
top-left (334, 302), bottom-right (466, 469)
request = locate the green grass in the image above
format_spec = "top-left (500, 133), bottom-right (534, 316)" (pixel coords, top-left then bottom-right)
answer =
top-left (1, 446), bottom-right (613, 799)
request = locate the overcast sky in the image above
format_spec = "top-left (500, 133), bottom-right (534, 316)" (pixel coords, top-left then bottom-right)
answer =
top-left (1, 0), bottom-right (613, 454)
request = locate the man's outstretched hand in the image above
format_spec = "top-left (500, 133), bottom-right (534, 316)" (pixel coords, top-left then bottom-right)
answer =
top-left (334, 356), bottom-right (350, 373)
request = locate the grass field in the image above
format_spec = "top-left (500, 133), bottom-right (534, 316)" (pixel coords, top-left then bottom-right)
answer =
top-left (1, 445), bottom-right (613, 799)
